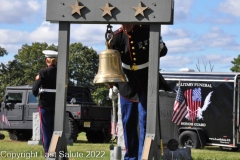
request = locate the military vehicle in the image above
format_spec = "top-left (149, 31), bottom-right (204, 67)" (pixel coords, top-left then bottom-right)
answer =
top-left (0, 85), bottom-right (112, 143)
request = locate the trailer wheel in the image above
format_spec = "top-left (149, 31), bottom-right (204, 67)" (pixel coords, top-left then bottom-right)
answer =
top-left (69, 117), bottom-right (79, 142)
top-left (179, 131), bottom-right (200, 149)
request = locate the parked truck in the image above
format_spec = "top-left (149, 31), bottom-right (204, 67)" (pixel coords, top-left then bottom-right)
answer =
top-left (161, 72), bottom-right (240, 151)
top-left (0, 85), bottom-right (112, 143)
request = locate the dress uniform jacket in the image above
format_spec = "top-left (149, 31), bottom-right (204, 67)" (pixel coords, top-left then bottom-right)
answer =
top-left (32, 65), bottom-right (57, 107)
top-left (112, 25), bottom-right (170, 102)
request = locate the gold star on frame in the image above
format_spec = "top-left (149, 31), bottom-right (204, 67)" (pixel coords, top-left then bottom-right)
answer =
top-left (132, 1), bottom-right (148, 17)
top-left (70, 0), bottom-right (85, 16)
top-left (100, 3), bottom-right (115, 17)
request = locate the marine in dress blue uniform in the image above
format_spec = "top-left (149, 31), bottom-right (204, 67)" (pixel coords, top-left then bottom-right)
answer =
top-left (32, 50), bottom-right (58, 155)
top-left (112, 25), bottom-right (170, 160)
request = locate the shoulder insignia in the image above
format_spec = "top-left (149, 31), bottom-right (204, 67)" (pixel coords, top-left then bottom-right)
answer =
top-left (35, 74), bottom-right (40, 80)
top-left (114, 27), bottom-right (123, 35)
top-left (41, 67), bottom-right (48, 71)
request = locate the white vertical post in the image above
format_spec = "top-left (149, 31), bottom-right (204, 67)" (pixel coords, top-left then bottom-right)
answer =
top-left (28, 112), bottom-right (42, 145)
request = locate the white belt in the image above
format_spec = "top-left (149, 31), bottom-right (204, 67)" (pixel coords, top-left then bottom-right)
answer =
top-left (39, 88), bottom-right (56, 93)
top-left (122, 62), bottom-right (149, 71)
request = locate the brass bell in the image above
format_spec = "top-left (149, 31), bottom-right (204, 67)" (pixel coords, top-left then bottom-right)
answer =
top-left (93, 25), bottom-right (128, 84)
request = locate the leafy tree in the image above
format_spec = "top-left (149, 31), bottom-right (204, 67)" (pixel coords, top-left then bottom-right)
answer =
top-left (0, 46), bottom-right (8, 97)
top-left (0, 46), bottom-right (8, 57)
top-left (0, 42), bottom-right (111, 105)
top-left (15, 42), bottom-right (57, 84)
top-left (68, 42), bottom-right (111, 105)
top-left (91, 84), bottom-right (112, 106)
top-left (0, 60), bottom-right (22, 100)
top-left (230, 55), bottom-right (240, 72)
top-left (68, 42), bottom-right (98, 88)
top-left (0, 43), bottom-right (57, 100)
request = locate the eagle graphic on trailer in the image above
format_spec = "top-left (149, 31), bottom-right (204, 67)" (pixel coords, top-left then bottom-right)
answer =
top-left (184, 87), bottom-right (213, 122)
top-left (163, 72), bottom-right (240, 149)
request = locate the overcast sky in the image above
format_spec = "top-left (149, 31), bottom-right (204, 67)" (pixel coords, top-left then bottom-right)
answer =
top-left (0, 0), bottom-right (239, 72)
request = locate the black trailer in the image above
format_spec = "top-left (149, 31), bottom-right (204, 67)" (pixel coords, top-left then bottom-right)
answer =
top-left (161, 72), bottom-right (240, 150)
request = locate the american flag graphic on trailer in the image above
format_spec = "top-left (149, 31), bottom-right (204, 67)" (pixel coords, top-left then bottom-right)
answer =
top-left (184, 88), bottom-right (202, 123)
top-left (172, 86), bottom-right (188, 125)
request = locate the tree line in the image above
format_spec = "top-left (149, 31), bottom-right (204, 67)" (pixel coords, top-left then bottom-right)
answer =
top-left (1, 42), bottom-right (240, 103)
top-left (0, 42), bottom-right (111, 106)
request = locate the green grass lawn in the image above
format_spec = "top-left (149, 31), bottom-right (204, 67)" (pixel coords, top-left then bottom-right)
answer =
top-left (191, 146), bottom-right (240, 160)
top-left (0, 131), bottom-right (240, 160)
top-left (0, 131), bottom-right (111, 160)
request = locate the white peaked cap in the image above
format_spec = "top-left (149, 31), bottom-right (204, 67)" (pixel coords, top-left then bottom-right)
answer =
top-left (42, 50), bottom-right (58, 58)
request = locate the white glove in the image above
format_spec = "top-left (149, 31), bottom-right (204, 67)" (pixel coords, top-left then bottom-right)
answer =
top-left (112, 86), bottom-right (119, 94)
top-left (109, 86), bottom-right (119, 100)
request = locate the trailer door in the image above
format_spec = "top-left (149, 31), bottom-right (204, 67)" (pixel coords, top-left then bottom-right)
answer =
top-left (237, 79), bottom-right (240, 144)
